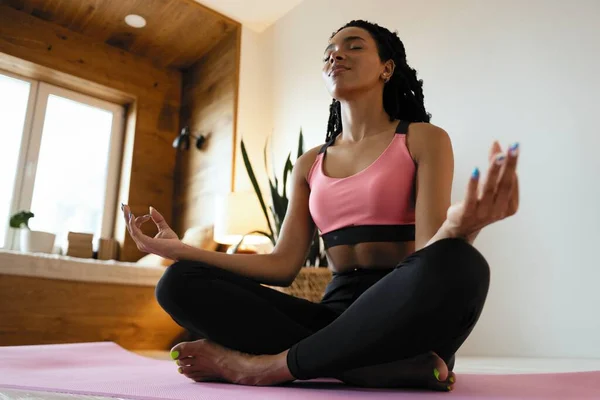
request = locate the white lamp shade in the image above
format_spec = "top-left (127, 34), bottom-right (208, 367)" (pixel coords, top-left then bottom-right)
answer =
top-left (213, 191), bottom-right (272, 246)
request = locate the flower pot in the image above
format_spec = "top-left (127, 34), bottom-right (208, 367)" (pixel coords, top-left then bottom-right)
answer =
top-left (20, 229), bottom-right (56, 254)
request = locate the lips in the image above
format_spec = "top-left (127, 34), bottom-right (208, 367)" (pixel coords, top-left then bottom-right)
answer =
top-left (330, 65), bottom-right (350, 76)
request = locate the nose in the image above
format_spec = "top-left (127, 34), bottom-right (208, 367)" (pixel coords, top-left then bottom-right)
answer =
top-left (329, 49), bottom-right (345, 62)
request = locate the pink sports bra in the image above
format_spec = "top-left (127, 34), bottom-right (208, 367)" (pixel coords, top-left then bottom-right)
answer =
top-left (307, 120), bottom-right (416, 249)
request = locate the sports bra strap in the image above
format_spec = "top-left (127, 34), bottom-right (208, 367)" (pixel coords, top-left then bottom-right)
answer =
top-left (395, 120), bottom-right (410, 134)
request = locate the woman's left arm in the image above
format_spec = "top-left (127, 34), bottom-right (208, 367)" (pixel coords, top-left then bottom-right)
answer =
top-left (410, 124), bottom-right (455, 251)
top-left (411, 124), bottom-right (520, 250)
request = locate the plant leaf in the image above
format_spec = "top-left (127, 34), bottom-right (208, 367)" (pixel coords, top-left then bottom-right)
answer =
top-left (269, 183), bottom-right (285, 229)
top-left (9, 211), bottom-right (34, 229)
top-left (282, 153), bottom-right (292, 199)
top-left (241, 139), bottom-right (275, 239)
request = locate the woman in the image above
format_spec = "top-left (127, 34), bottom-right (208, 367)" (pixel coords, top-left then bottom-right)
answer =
top-left (122, 20), bottom-right (519, 392)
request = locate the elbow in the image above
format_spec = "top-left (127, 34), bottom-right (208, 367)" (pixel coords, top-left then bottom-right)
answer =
top-left (266, 252), bottom-right (301, 287)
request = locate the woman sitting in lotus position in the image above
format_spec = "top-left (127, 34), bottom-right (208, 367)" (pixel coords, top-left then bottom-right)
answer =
top-left (122, 19), bottom-right (519, 392)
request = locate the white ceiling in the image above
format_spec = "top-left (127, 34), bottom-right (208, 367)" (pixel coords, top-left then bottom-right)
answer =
top-left (195, 0), bottom-right (305, 32)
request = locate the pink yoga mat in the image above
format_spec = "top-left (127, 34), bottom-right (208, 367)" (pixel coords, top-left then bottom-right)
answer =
top-left (0, 342), bottom-right (599, 400)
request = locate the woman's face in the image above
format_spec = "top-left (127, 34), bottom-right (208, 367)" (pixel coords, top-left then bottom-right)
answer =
top-left (322, 27), bottom-right (391, 100)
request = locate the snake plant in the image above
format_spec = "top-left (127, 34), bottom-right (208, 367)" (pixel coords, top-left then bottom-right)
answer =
top-left (236, 129), bottom-right (327, 267)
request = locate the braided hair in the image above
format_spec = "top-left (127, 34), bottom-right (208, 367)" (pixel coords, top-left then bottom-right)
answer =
top-left (325, 20), bottom-right (431, 142)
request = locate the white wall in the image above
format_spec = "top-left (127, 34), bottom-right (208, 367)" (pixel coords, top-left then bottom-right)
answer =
top-left (236, 0), bottom-right (600, 358)
top-left (234, 26), bottom-right (274, 192)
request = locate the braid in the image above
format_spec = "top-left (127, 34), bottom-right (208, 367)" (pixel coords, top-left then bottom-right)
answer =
top-left (325, 99), bottom-right (342, 142)
top-left (325, 20), bottom-right (431, 142)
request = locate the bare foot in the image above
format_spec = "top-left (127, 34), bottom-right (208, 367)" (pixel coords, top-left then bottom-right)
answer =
top-left (337, 351), bottom-right (456, 391)
top-left (170, 339), bottom-right (294, 386)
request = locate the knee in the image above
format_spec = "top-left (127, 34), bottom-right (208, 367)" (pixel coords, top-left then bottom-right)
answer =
top-left (424, 238), bottom-right (490, 286)
top-left (155, 260), bottom-right (210, 311)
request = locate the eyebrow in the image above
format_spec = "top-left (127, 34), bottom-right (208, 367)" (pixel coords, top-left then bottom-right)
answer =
top-left (324, 36), bottom-right (366, 54)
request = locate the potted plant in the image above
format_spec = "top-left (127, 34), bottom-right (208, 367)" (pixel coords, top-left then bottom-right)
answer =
top-left (237, 129), bottom-right (327, 268)
top-left (9, 210), bottom-right (56, 254)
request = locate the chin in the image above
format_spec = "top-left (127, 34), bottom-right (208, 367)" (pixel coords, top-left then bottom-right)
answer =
top-left (330, 85), bottom-right (365, 102)
top-left (326, 75), bottom-right (371, 101)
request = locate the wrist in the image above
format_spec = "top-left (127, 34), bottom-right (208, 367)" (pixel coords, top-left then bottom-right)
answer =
top-left (440, 220), bottom-right (479, 245)
top-left (175, 242), bottom-right (193, 261)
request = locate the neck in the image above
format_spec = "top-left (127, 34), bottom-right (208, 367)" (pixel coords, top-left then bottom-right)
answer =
top-left (338, 87), bottom-right (394, 142)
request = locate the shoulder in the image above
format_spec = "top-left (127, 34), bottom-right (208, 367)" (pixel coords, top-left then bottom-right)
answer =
top-left (294, 144), bottom-right (324, 182)
top-left (406, 122), bottom-right (452, 163)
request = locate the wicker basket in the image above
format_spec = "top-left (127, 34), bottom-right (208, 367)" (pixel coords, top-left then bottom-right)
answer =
top-left (266, 267), bottom-right (332, 303)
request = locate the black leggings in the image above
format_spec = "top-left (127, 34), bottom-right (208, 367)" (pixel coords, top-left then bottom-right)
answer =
top-left (155, 237), bottom-right (490, 380)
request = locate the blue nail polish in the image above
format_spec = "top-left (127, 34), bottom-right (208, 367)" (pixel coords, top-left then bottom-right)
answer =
top-left (510, 142), bottom-right (519, 151)
top-left (472, 167), bottom-right (480, 179)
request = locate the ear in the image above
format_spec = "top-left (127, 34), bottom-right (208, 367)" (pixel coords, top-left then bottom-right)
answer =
top-left (381, 59), bottom-right (396, 82)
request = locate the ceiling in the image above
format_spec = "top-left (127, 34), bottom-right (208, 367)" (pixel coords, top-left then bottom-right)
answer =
top-left (3, 0), bottom-right (239, 70)
top-left (194, 0), bottom-right (305, 32)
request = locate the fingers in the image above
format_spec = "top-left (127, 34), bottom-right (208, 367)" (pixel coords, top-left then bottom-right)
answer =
top-left (488, 140), bottom-right (503, 163)
top-left (493, 143), bottom-right (519, 218)
top-left (149, 206), bottom-right (170, 230)
top-left (477, 151), bottom-right (506, 217)
top-left (135, 214), bottom-right (151, 229)
top-left (464, 167), bottom-right (480, 214)
top-left (121, 204), bottom-right (149, 252)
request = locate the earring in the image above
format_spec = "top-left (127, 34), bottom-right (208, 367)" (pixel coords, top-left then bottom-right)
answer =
top-left (382, 75), bottom-right (390, 83)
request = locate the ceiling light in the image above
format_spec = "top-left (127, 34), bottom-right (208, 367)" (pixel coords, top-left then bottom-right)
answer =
top-left (124, 14), bottom-right (146, 28)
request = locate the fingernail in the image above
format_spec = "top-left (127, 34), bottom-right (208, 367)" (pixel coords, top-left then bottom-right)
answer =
top-left (121, 203), bottom-right (124, 211)
top-left (509, 142), bottom-right (520, 155)
top-left (495, 154), bottom-right (506, 165)
top-left (449, 376), bottom-right (455, 383)
top-left (434, 368), bottom-right (440, 381)
top-left (471, 167), bottom-right (480, 179)
top-left (178, 367), bottom-right (183, 374)
top-left (170, 350), bottom-right (179, 360)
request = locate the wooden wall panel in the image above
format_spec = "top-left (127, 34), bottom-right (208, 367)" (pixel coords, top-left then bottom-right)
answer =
top-left (0, 274), bottom-right (185, 350)
top-left (0, 5), bottom-right (180, 104)
top-left (0, 5), bottom-right (181, 262)
top-left (174, 28), bottom-right (241, 234)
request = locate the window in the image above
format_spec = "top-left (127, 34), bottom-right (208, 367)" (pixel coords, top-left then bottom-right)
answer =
top-left (0, 71), bottom-right (124, 252)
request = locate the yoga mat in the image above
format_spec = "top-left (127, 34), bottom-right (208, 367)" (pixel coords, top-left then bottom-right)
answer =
top-left (1, 342), bottom-right (599, 400)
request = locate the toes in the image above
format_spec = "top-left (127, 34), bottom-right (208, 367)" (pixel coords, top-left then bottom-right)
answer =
top-left (448, 371), bottom-right (456, 384)
top-left (430, 353), bottom-right (454, 392)
top-left (179, 365), bottom-right (198, 376)
top-left (429, 371), bottom-right (455, 392)
top-left (170, 339), bottom-right (207, 360)
top-left (176, 357), bottom-right (195, 367)
top-left (432, 358), bottom-right (449, 382)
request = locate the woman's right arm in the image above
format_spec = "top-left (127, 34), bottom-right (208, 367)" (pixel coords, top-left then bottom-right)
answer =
top-left (176, 148), bottom-right (321, 287)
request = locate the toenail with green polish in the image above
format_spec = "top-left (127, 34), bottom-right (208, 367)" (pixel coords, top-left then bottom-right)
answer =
top-left (170, 350), bottom-right (179, 360)
top-left (449, 376), bottom-right (455, 383)
top-left (434, 368), bottom-right (440, 381)
top-left (178, 367), bottom-right (183, 374)
top-left (448, 385), bottom-right (453, 391)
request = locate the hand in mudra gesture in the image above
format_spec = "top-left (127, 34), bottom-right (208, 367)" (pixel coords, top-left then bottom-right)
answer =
top-left (445, 141), bottom-right (520, 240)
top-left (121, 204), bottom-right (183, 260)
